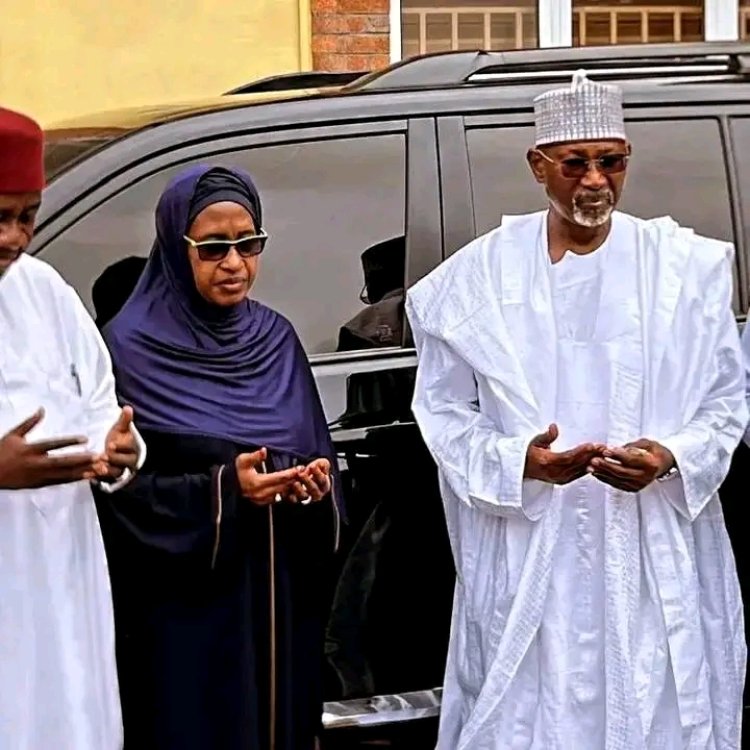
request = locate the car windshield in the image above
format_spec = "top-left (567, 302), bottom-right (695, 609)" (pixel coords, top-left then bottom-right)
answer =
top-left (44, 128), bottom-right (125, 181)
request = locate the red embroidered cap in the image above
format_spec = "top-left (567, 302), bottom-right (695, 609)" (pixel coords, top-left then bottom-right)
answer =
top-left (0, 106), bottom-right (45, 193)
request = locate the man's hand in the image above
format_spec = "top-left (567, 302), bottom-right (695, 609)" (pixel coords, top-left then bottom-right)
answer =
top-left (94, 406), bottom-right (140, 480)
top-left (235, 448), bottom-right (307, 506)
top-left (589, 438), bottom-right (675, 492)
top-left (0, 408), bottom-right (98, 490)
top-left (284, 458), bottom-right (331, 504)
top-left (524, 423), bottom-right (605, 485)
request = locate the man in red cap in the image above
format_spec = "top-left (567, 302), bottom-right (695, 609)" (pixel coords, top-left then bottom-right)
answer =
top-left (0, 106), bottom-right (144, 748)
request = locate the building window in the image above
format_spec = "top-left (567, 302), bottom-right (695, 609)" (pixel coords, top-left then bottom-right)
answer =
top-left (401, 0), bottom-right (539, 56)
top-left (572, 0), bottom-right (704, 45)
top-left (393, 0), bottom-right (743, 52)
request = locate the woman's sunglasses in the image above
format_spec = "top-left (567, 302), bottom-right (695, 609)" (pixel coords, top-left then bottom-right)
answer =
top-left (184, 231), bottom-right (269, 262)
top-left (534, 150), bottom-right (629, 180)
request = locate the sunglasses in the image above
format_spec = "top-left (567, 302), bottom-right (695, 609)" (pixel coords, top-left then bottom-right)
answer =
top-left (534, 150), bottom-right (629, 179)
top-left (183, 232), bottom-right (269, 262)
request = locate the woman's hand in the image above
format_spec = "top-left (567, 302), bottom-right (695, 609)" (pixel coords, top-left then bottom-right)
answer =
top-left (284, 458), bottom-right (331, 504)
top-left (235, 447), bottom-right (304, 505)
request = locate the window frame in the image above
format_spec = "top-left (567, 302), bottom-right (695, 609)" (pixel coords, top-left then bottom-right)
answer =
top-left (727, 112), bottom-right (750, 315)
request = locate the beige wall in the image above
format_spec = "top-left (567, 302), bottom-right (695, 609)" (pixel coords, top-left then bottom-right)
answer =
top-left (0, 0), bottom-right (309, 126)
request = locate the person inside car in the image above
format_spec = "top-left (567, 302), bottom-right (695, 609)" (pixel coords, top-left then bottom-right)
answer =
top-left (95, 165), bottom-right (341, 750)
top-left (92, 255), bottom-right (147, 329)
top-left (337, 235), bottom-right (405, 351)
top-left (406, 71), bottom-right (747, 749)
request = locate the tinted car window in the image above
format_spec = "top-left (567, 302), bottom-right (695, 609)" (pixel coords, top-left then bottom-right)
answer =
top-left (466, 117), bottom-right (738, 311)
top-left (621, 119), bottom-right (732, 246)
top-left (466, 125), bottom-right (545, 235)
top-left (38, 134), bottom-right (407, 355)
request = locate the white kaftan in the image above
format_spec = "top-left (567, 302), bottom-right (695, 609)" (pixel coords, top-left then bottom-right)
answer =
top-left (0, 255), bottom-right (129, 749)
top-left (406, 211), bottom-right (747, 750)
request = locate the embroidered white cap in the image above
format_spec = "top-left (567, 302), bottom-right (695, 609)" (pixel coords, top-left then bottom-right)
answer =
top-left (533, 69), bottom-right (626, 146)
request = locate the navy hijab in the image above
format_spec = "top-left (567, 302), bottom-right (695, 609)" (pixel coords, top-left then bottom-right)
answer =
top-left (104, 165), bottom-right (340, 509)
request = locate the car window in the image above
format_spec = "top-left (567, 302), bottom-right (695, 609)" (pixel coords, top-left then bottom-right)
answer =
top-left (466, 125), bottom-right (545, 233)
top-left (38, 134), bottom-right (407, 355)
top-left (621, 120), bottom-right (732, 248)
top-left (466, 117), bottom-right (739, 312)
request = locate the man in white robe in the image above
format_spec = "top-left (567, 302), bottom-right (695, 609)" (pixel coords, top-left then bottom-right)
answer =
top-left (0, 106), bottom-right (144, 749)
top-left (406, 72), bottom-right (747, 749)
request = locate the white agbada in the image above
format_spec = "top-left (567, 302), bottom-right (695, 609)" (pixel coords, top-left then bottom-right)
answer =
top-left (406, 211), bottom-right (747, 750)
top-left (0, 255), bottom-right (127, 749)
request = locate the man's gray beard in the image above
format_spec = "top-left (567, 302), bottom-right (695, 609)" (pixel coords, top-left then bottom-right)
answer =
top-left (572, 202), bottom-right (613, 228)
top-left (571, 191), bottom-right (614, 228)
top-left (547, 189), bottom-right (614, 229)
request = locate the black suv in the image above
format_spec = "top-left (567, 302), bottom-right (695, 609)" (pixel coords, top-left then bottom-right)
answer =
top-left (35, 42), bottom-right (750, 744)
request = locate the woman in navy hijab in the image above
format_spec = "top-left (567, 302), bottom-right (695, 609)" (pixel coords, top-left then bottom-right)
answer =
top-left (97, 165), bottom-right (341, 750)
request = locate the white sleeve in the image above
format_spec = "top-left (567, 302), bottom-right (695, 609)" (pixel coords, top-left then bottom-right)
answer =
top-left (741, 315), bottom-right (750, 448)
top-left (410, 326), bottom-right (550, 521)
top-left (659, 271), bottom-right (747, 521)
top-left (63, 285), bottom-right (146, 484)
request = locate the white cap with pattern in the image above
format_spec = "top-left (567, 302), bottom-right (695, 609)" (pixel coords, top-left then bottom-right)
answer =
top-left (533, 70), bottom-right (626, 147)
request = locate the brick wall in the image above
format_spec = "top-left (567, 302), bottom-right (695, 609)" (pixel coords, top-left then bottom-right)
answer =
top-left (311, 0), bottom-right (391, 73)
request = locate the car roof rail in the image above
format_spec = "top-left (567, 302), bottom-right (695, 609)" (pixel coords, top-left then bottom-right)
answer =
top-left (225, 70), bottom-right (369, 95)
top-left (348, 42), bottom-right (750, 91)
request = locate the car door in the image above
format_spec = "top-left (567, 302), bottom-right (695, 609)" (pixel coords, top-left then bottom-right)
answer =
top-left (32, 114), bottom-right (454, 728)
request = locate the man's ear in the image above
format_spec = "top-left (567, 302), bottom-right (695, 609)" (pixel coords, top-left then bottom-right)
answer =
top-left (527, 148), bottom-right (546, 184)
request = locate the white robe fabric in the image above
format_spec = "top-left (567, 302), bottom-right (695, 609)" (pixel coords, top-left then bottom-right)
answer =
top-left (406, 211), bottom-right (747, 750)
top-left (0, 255), bottom-right (124, 749)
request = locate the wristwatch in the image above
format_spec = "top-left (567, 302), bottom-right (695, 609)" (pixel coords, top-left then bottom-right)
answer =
top-left (656, 464), bottom-right (679, 482)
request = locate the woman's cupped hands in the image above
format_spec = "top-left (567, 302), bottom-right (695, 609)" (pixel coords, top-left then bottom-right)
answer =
top-left (235, 447), bottom-right (331, 505)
